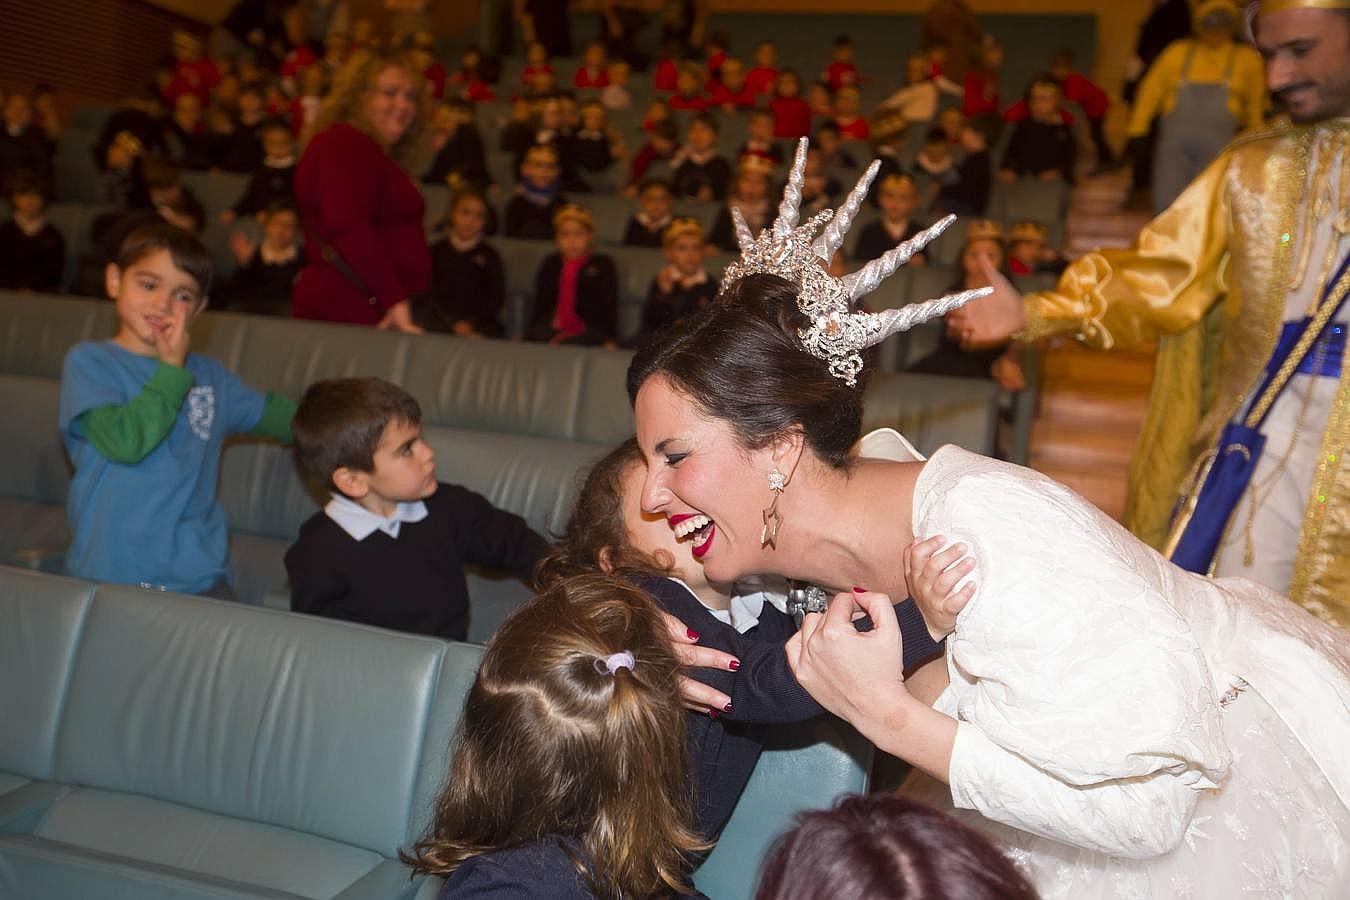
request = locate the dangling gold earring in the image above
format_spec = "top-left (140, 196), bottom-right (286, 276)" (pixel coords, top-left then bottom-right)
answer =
top-left (761, 468), bottom-right (786, 549)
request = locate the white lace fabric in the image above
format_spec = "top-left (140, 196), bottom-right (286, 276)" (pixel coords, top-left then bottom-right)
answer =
top-left (900, 444), bottom-right (1350, 898)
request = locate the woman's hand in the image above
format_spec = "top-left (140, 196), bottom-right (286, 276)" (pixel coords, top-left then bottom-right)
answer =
top-left (662, 611), bottom-right (738, 716)
top-left (376, 300), bottom-right (424, 334)
top-left (903, 536), bottom-right (976, 641)
top-left (786, 590), bottom-right (906, 726)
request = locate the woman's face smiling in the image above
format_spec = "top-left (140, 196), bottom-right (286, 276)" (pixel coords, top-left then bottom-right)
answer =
top-left (635, 374), bottom-right (778, 584)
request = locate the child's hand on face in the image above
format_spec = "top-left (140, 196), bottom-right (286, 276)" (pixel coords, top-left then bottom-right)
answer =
top-left (903, 535), bottom-right (977, 640)
top-left (229, 231), bottom-right (257, 265)
top-left (153, 300), bottom-right (193, 369)
top-left (656, 265), bottom-right (677, 293)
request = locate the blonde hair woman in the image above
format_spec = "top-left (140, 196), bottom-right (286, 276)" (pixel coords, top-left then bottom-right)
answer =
top-left (293, 49), bottom-right (432, 331)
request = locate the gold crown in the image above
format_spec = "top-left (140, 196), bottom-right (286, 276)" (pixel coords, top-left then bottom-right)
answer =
top-left (878, 172), bottom-right (917, 191)
top-left (553, 203), bottom-right (594, 231)
top-left (965, 219), bottom-right (1005, 243)
top-left (737, 153), bottom-right (777, 176)
top-left (1256, 0), bottom-right (1350, 10)
top-left (1008, 221), bottom-right (1047, 244)
top-left (524, 144), bottom-right (560, 164)
top-left (663, 217), bottom-right (704, 245)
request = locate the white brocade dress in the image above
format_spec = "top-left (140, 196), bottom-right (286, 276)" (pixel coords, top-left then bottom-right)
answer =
top-left (898, 445), bottom-right (1350, 899)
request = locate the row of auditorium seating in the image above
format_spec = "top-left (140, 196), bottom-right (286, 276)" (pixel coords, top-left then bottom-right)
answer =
top-left (0, 564), bottom-right (871, 899)
top-left (0, 290), bottom-right (1003, 637)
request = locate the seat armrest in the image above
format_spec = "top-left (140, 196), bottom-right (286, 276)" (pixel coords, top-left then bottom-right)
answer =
top-left (0, 782), bottom-right (68, 834)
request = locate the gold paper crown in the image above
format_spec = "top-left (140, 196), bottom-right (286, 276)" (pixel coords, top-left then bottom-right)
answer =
top-left (663, 217), bottom-right (704, 246)
top-left (1256, 0), bottom-right (1350, 10)
top-left (553, 204), bottom-right (594, 230)
top-left (878, 172), bottom-right (917, 191)
top-left (524, 144), bottom-right (560, 165)
top-left (737, 154), bottom-right (777, 176)
top-left (965, 219), bottom-right (1005, 243)
top-left (1008, 221), bottom-right (1048, 244)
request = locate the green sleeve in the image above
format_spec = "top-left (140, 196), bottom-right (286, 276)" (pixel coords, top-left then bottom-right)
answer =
top-left (247, 392), bottom-right (297, 443)
top-left (77, 363), bottom-right (195, 464)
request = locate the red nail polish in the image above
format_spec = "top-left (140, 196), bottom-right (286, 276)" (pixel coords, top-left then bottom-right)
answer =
top-left (728, 659), bottom-right (740, 671)
top-left (687, 628), bottom-right (700, 641)
top-left (853, 586), bottom-right (867, 593)
top-left (723, 703), bottom-right (733, 714)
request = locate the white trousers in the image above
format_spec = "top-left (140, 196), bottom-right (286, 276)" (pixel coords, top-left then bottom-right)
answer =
top-left (1214, 371), bottom-right (1339, 595)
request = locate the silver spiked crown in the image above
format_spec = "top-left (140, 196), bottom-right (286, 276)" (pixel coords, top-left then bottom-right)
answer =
top-left (719, 138), bottom-right (992, 386)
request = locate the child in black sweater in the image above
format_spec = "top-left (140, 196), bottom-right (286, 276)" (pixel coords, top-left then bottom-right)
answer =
top-left (424, 190), bottom-right (505, 336)
top-left (621, 176), bottom-right (675, 247)
top-left (285, 378), bottom-right (548, 642)
top-left (218, 199), bottom-right (302, 316)
top-left (628, 218), bottom-right (718, 348)
top-left (221, 119), bottom-right (296, 224)
top-left (504, 144), bottom-right (568, 239)
top-left (0, 170), bottom-right (64, 292)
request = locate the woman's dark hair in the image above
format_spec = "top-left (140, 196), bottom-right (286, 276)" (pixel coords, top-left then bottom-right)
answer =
top-left (403, 574), bottom-right (707, 898)
top-left (537, 438), bottom-right (672, 588)
top-left (626, 273), bottom-right (867, 468)
top-left (755, 794), bottom-right (1039, 900)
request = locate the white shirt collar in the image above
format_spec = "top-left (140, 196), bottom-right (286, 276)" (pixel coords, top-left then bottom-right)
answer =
top-left (259, 242), bottom-right (298, 265)
top-left (324, 492), bottom-right (428, 540)
top-left (670, 576), bottom-right (787, 633)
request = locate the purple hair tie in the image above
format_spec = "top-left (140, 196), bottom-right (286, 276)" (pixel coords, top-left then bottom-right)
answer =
top-left (594, 651), bottom-right (636, 675)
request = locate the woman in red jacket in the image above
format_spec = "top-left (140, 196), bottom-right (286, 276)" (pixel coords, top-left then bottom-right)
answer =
top-left (293, 49), bottom-right (430, 331)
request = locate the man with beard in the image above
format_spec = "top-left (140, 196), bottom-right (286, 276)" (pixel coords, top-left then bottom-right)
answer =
top-left (949, 0), bottom-right (1350, 629)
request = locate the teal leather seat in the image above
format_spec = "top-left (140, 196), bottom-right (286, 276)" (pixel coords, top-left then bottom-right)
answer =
top-left (0, 568), bottom-right (479, 899)
top-left (0, 566), bottom-right (873, 900)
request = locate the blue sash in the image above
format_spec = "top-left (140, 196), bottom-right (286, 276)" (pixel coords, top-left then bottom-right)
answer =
top-left (1168, 252), bottom-right (1350, 574)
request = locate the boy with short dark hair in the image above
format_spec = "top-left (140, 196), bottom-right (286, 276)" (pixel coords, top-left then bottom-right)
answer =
top-left (622, 177), bottom-right (675, 247)
top-left (285, 378), bottom-right (548, 640)
top-left (0, 169), bottom-right (65, 292)
top-left (59, 223), bottom-right (295, 597)
top-left (219, 198), bottom-right (302, 315)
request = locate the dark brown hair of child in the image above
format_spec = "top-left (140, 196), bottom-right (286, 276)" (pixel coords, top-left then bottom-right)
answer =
top-left (403, 573), bottom-right (708, 898)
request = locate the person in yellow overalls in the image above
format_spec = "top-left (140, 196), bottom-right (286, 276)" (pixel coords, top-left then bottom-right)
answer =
top-left (950, 0), bottom-right (1350, 629)
top-left (1127, 0), bottom-right (1266, 213)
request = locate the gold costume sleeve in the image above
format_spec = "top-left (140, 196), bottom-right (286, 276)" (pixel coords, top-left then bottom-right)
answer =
top-left (1022, 151), bottom-right (1232, 350)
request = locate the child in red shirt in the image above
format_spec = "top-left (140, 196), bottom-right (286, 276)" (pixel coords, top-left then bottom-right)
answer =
top-left (823, 36), bottom-right (859, 91)
top-left (1049, 48), bottom-right (1114, 168)
top-left (521, 42), bottom-right (554, 90)
top-left (163, 31), bottom-right (220, 106)
top-left (668, 65), bottom-right (708, 112)
top-left (745, 41), bottom-right (779, 99)
top-left (769, 70), bottom-right (812, 139)
top-left (709, 58), bottom-right (755, 111)
top-left (652, 41), bottom-right (680, 92)
top-left (574, 41), bottom-right (610, 89)
top-left (833, 84), bottom-right (870, 142)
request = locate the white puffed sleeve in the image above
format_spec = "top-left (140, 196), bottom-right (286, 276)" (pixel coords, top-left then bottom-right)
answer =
top-left (916, 450), bottom-right (1231, 859)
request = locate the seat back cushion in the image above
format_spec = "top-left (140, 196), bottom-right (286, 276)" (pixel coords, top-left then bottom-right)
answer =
top-left (692, 718), bottom-right (873, 900)
top-left (53, 586), bottom-right (464, 857)
top-left (402, 335), bottom-right (588, 439)
top-left (0, 377), bottom-right (70, 506)
top-left (0, 292), bottom-right (113, 380)
top-left (0, 568), bottom-right (95, 781)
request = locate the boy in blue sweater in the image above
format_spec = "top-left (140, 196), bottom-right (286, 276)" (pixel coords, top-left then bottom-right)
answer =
top-left (58, 223), bottom-right (295, 598)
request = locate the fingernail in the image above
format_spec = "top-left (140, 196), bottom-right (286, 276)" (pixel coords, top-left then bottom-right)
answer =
top-left (728, 659), bottom-right (740, 671)
top-left (723, 703), bottom-right (733, 714)
top-left (853, 586), bottom-right (867, 593)
top-left (687, 628), bottom-right (700, 641)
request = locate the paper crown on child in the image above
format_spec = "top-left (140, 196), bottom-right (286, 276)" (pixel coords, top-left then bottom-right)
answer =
top-left (878, 172), bottom-right (918, 191)
top-left (1007, 221), bottom-right (1048, 244)
top-left (663, 217), bottom-right (704, 245)
top-left (965, 219), bottom-right (1006, 243)
top-left (736, 153), bottom-right (778, 177)
top-left (552, 204), bottom-right (594, 231)
top-left (1252, 0), bottom-right (1349, 12)
top-left (523, 144), bottom-right (560, 165)
top-left (719, 138), bottom-right (991, 386)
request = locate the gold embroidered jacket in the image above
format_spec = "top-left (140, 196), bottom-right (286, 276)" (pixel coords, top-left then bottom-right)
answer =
top-left (1022, 118), bottom-right (1350, 627)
